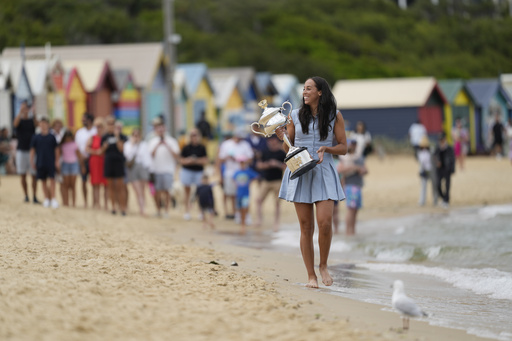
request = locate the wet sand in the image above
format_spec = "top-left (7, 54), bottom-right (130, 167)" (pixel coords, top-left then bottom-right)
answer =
top-left (1, 155), bottom-right (509, 340)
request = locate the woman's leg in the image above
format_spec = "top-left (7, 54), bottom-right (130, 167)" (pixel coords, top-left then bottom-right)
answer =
top-left (62, 176), bottom-right (70, 206)
top-left (294, 202), bottom-right (317, 288)
top-left (345, 207), bottom-right (357, 236)
top-left (183, 185), bottom-right (192, 217)
top-left (114, 178), bottom-right (127, 214)
top-left (107, 179), bottom-right (116, 213)
top-left (70, 175), bottom-right (77, 207)
top-left (92, 184), bottom-right (99, 209)
top-left (131, 180), bottom-right (144, 215)
top-left (315, 200), bottom-right (334, 286)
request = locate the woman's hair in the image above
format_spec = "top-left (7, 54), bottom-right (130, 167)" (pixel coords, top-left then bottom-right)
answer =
top-left (60, 130), bottom-right (74, 146)
top-left (298, 76), bottom-right (337, 141)
top-left (93, 117), bottom-right (105, 128)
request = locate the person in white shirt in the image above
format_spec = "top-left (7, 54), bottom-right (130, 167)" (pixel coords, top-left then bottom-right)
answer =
top-left (124, 128), bottom-right (152, 216)
top-left (218, 127), bottom-right (254, 219)
top-left (408, 120), bottom-right (427, 159)
top-left (148, 121), bottom-right (180, 217)
top-left (74, 113), bottom-right (97, 208)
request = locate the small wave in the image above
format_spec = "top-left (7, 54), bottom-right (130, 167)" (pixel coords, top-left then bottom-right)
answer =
top-left (360, 263), bottom-right (512, 300)
top-left (478, 204), bottom-right (512, 220)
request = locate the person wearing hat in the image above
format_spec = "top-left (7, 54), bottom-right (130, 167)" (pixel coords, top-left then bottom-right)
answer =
top-left (75, 112), bottom-right (97, 208)
top-left (29, 117), bottom-right (59, 209)
top-left (434, 132), bottom-right (455, 208)
top-left (417, 135), bottom-right (438, 206)
top-left (218, 127), bottom-right (254, 220)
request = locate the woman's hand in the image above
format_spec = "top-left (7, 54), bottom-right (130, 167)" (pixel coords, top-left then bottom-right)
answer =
top-left (316, 146), bottom-right (327, 164)
top-left (275, 127), bottom-right (286, 141)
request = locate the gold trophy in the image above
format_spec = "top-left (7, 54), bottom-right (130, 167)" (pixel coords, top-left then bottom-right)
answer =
top-left (250, 100), bottom-right (317, 180)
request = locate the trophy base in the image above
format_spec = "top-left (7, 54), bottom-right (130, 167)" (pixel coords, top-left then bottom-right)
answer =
top-left (284, 146), bottom-right (318, 180)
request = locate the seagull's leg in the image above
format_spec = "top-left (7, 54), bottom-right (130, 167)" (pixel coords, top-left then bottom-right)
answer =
top-left (405, 317), bottom-right (410, 330)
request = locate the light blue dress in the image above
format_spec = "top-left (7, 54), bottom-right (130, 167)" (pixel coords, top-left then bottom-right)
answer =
top-left (279, 109), bottom-right (346, 203)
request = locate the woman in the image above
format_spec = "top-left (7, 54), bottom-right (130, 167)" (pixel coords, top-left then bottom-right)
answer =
top-left (86, 117), bottom-right (108, 210)
top-left (179, 128), bottom-right (208, 220)
top-left (101, 116), bottom-right (128, 215)
top-left (276, 76), bottom-right (347, 289)
top-left (124, 128), bottom-right (151, 216)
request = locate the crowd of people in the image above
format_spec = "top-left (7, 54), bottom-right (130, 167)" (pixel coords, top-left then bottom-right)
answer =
top-left (0, 100), bottom-right (295, 234)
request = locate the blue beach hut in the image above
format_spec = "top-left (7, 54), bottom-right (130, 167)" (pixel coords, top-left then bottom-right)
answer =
top-left (465, 79), bottom-right (512, 152)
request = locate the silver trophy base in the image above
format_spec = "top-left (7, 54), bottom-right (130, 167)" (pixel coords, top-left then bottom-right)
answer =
top-left (284, 146), bottom-right (318, 180)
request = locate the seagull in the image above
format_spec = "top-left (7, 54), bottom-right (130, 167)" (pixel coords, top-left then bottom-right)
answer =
top-left (392, 280), bottom-right (428, 330)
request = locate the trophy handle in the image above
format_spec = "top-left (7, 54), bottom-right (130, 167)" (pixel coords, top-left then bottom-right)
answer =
top-left (250, 122), bottom-right (266, 136)
top-left (282, 101), bottom-right (292, 116)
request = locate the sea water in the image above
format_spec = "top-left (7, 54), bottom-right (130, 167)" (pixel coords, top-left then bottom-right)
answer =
top-left (234, 204), bottom-right (512, 340)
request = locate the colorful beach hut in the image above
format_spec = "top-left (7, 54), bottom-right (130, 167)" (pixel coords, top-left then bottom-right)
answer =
top-left (332, 77), bottom-right (447, 139)
top-left (63, 60), bottom-right (117, 119)
top-left (64, 67), bottom-right (87, 132)
top-left (177, 63), bottom-right (216, 132)
top-left (438, 80), bottom-right (477, 153)
top-left (208, 67), bottom-right (262, 130)
top-left (2, 43), bottom-right (166, 135)
top-left (208, 72), bottom-right (244, 135)
top-left (173, 68), bottom-right (188, 135)
top-left (465, 79), bottom-right (512, 152)
top-left (113, 69), bottom-right (141, 135)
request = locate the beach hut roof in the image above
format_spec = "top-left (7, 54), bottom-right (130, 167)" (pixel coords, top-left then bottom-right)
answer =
top-left (465, 79), bottom-right (512, 107)
top-left (255, 72), bottom-right (278, 97)
top-left (271, 74), bottom-right (299, 101)
top-left (208, 67), bottom-right (256, 97)
top-left (24, 60), bottom-right (52, 95)
top-left (2, 43), bottom-right (164, 89)
top-left (209, 73), bottom-right (240, 108)
top-left (332, 77), bottom-right (446, 109)
top-left (62, 60), bottom-right (117, 92)
top-left (173, 68), bottom-right (187, 98)
top-left (176, 63), bottom-right (213, 96)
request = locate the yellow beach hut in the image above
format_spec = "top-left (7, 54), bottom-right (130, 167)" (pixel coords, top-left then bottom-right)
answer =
top-left (64, 67), bottom-right (87, 132)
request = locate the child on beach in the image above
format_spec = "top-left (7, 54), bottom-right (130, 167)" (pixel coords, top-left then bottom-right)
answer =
top-left (232, 155), bottom-right (259, 235)
top-left (59, 131), bottom-right (83, 207)
top-left (30, 117), bottom-right (59, 209)
top-left (337, 139), bottom-right (367, 235)
top-left (195, 174), bottom-right (215, 230)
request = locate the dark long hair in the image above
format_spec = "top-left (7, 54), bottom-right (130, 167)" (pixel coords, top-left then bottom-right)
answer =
top-left (298, 76), bottom-right (337, 141)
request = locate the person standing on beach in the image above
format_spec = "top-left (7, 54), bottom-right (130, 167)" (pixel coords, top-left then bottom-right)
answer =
top-left (491, 113), bottom-right (505, 159)
top-left (148, 120), bottom-right (180, 218)
top-left (434, 132), bottom-right (455, 208)
top-left (255, 136), bottom-right (286, 231)
top-left (337, 139), bottom-right (367, 236)
top-left (13, 100), bottom-right (39, 203)
top-left (452, 117), bottom-right (469, 171)
top-left (417, 136), bottom-right (437, 206)
top-left (75, 113), bottom-right (97, 208)
top-left (276, 76), bottom-right (347, 288)
top-left (30, 117), bottom-right (59, 209)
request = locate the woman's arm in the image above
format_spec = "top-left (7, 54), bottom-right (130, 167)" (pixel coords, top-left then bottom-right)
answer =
top-left (275, 116), bottom-right (295, 153)
top-left (317, 112), bottom-right (348, 163)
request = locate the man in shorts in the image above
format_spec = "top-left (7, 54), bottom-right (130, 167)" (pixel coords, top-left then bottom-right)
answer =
top-left (13, 100), bottom-right (39, 203)
top-left (30, 117), bottom-right (59, 209)
top-left (148, 120), bottom-right (180, 218)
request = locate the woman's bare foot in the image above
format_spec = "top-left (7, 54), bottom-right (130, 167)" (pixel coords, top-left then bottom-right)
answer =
top-left (306, 276), bottom-right (319, 288)
top-left (319, 266), bottom-right (333, 286)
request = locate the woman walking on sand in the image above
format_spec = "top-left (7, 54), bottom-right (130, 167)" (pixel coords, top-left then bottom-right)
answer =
top-left (276, 76), bottom-right (347, 289)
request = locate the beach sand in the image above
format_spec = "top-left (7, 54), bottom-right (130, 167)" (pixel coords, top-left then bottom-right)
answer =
top-left (0, 155), bottom-right (510, 340)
